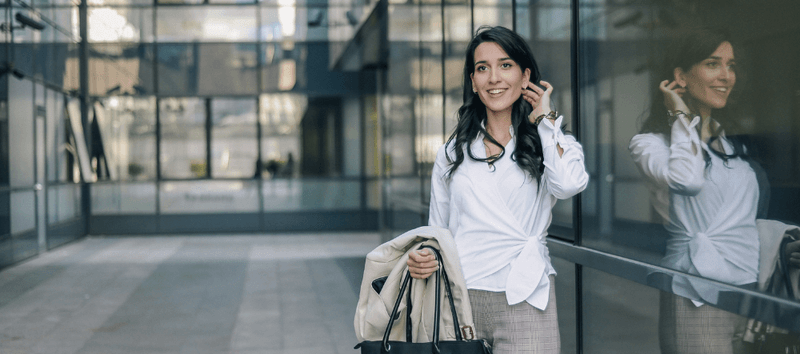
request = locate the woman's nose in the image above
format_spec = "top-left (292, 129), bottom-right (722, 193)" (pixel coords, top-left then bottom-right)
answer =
top-left (489, 69), bottom-right (500, 83)
top-left (719, 67), bottom-right (734, 81)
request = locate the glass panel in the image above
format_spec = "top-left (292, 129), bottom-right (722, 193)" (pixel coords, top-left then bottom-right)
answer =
top-left (262, 5), bottom-right (328, 41)
top-left (552, 257), bottom-right (577, 354)
top-left (444, 5), bottom-right (470, 42)
top-left (159, 98), bottom-right (206, 179)
top-left (388, 4), bottom-right (419, 42)
top-left (197, 43), bottom-right (258, 95)
top-left (48, 186), bottom-right (57, 224)
top-left (161, 180), bottom-right (259, 213)
top-left (92, 0), bottom-right (154, 6)
top-left (211, 98), bottom-right (257, 178)
top-left (582, 267), bottom-right (660, 353)
top-left (258, 93), bottom-right (305, 179)
top-left (262, 179), bottom-right (359, 211)
top-left (472, 6), bottom-right (513, 29)
top-left (95, 97), bottom-right (157, 180)
top-left (578, 0), bottom-right (800, 307)
top-left (342, 96), bottom-right (361, 177)
top-left (91, 182), bottom-right (157, 214)
top-left (0, 191), bottom-right (9, 236)
top-left (261, 42), bottom-right (304, 93)
top-left (156, 44), bottom-right (197, 96)
top-left (46, 89), bottom-right (62, 182)
top-left (8, 77), bottom-right (34, 188)
top-left (88, 7), bottom-right (153, 42)
top-left (10, 191), bottom-right (35, 234)
top-left (38, 8), bottom-right (78, 44)
top-left (157, 44), bottom-right (258, 96)
top-left (363, 95), bottom-right (380, 178)
top-left (0, 75), bottom-right (7, 187)
top-left (384, 95), bottom-right (415, 176)
top-left (419, 6), bottom-right (442, 42)
top-left (58, 183), bottom-right (80, 221)
top-left (156, 7), bottom-right (257, 42)
top-left (89, 44), bottom-right (155, 96)
top-left (366, 178), bottom-right (381, 209)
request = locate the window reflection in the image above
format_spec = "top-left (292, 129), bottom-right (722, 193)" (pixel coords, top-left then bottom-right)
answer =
top-left (576, 0), bottom-right (800, 347)
top-left (88, 7), bottom-right (152, 42)
top-left (211, 99), bottom-right (257, 178)
top-left (156, 7), bottom-right (257, 42)
top-left (89, 44), bottom-right (155, 96)
top-left (159, 98), bottom-right (206, 179)
top-left (96, 97), bottom-right (157, 180)
top-left (258, 94), bottom-right (305, 179)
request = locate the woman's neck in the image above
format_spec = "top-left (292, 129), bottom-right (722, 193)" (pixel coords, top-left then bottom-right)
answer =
top-left (484, 113), bottom-right (512, 143)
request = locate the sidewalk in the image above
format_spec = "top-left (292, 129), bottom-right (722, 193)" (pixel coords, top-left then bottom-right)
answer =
top-left (0, 233), bottom-right (381, 354)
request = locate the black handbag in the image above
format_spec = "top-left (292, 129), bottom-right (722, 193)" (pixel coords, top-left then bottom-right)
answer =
top-left (354, 245), bottom-right (492, 354)
top-left (741, 235), bottom-right (800, 354)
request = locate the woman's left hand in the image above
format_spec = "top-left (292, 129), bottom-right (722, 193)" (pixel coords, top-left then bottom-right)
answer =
top-left (786, 239), bottom-right (800, 268)
top-left (523, 80), bottom-right (553, 123)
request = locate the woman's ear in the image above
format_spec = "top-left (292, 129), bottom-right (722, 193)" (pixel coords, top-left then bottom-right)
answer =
top-left (470, 73), bottom-right (476, 93)
top-left (523, 68), bottom-right (531, 86)
top-left (673, 67), bottom-right (687, 87)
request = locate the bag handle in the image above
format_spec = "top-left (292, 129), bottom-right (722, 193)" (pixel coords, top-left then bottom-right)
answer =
top-left (779, 235), bottom-right (797, 299)
top-left (381, 245), bottom-right (462, 353)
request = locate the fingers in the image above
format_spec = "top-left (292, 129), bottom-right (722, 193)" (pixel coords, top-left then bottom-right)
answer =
top-left (540, 80), bottom-right (553, 93)
top-left (407, 250), bottom-right (439, 279)
top-left (787, 241), bottom-right (800, 267)
top-left (522, 89), bottom-right (540, 108)
top-left (790, 254), bottom-right (800, 268)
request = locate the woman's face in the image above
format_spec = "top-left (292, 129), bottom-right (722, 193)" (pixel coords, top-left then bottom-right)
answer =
top-left (470, 42), bottom-right (530, 118)
top-left (676, 41), bottom-right (737, 116)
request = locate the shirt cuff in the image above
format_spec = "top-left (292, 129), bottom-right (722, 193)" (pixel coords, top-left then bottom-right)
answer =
top-left (537, 115), bottom-right (566, 149)
top-left (670, 114), bottom-right (701, 146)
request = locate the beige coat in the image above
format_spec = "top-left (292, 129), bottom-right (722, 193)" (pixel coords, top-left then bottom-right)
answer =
top-left (354, 226), bottom-right (476, 343)
top-left (757, 219), bottom-right (800, 296)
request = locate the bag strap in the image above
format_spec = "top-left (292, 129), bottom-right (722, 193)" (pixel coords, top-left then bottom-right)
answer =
top-left (426, 246), bottom-right (464, 341)
top-left (779, 236), bottom-right (796, 299)
top-left (381, 245), bottom-right (462, 352)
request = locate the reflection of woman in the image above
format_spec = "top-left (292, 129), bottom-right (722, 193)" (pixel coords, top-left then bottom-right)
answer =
top-left (629, 28), bottom-right (765, 354)
top-left (407, 26), bottom-right (589, 353)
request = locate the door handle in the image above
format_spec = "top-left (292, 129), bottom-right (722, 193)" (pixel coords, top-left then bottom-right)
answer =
top-left (34, 184), bottom-right (43, 191)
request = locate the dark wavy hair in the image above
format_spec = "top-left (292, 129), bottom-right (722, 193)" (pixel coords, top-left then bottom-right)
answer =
top-left (640, 26), bottom-right (748, 163)
top-left (444, 26), bottom-right (545, 181)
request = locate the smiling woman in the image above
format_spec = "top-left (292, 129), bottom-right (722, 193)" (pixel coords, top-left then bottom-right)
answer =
top-left (629, 27), bottom-right (766, 354)
top-left (406, 26), bottom-right (589, 354)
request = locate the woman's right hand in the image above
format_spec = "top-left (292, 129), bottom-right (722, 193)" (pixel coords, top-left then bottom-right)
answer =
top-left (407, 248), bottom-right (439, 279)
top-left (659, 80), bottom-right (691, 115)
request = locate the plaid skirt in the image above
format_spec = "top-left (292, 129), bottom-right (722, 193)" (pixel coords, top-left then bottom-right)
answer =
top-left (468, 275), bottom-right (560, 354)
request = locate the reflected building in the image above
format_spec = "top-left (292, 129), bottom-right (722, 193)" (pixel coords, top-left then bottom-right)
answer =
top-left (2, 0), bottom-right (800, 352)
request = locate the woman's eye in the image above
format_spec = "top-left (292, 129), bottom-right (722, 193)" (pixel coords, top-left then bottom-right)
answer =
top-left (501, 63), bottom-right (513, 68)
top-left (476, 66), bottom-right (487, 72)
top-left (706, 61), bottom-right (720, 68)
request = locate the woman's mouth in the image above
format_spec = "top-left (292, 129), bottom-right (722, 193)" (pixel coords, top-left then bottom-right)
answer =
top-left (488, 88), bottom-right (507, 95)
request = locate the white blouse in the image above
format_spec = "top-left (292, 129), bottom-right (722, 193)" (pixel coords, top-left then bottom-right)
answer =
top-left (629, 116), bottom-right (759, 306)
top-left (429, 116), bottom-right (589, 310)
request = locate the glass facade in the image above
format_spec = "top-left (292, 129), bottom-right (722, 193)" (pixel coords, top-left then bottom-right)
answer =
top-left (378, 0), bottom-right (800, 350)
top-left (2, 0), bottom-right (800, 350)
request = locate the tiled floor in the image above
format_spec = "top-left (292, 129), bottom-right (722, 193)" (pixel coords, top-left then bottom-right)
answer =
top-left (0, 232), bottom-right (665, 354)
top-left (0, 233), bottom-right (381, 354)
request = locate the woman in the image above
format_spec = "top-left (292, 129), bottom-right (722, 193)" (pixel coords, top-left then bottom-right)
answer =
top-left (408, 26), bottom-right (589, 353)
top-left (629, 27), bottom-right (765, 354)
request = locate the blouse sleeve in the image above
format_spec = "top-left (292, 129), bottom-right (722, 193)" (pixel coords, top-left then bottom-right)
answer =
top-left (428, 144), bottom-right (451, 228)
top-left (629, 116), bottom-right (705, 196)
top-left (537, 116), bottom-right (590, 199)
